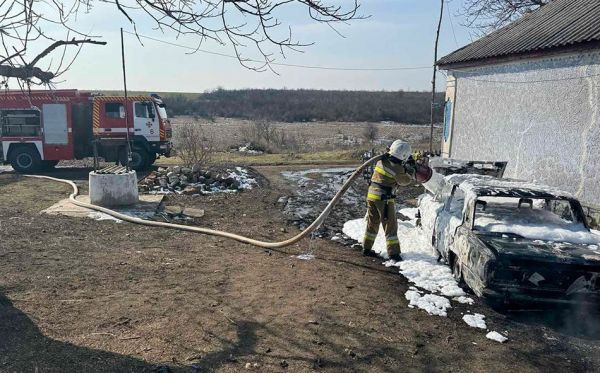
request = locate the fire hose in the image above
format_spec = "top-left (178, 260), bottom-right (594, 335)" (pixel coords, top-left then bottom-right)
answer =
top-left (25, 154), bottom-right (388, 249)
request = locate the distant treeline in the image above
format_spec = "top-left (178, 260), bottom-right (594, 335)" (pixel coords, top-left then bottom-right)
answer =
top-left (160, 89), bottom-right (444, 124)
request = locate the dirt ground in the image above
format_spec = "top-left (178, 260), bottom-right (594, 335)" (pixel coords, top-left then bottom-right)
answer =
top-left (0, 165), bottom-right (598, 373)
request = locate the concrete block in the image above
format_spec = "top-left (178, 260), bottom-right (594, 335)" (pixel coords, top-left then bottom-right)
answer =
top-left (89, 171), bottom-right (139, 207)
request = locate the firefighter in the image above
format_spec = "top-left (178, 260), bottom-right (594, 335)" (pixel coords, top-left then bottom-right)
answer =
top-left (363, 139), bottom-right (417, 262)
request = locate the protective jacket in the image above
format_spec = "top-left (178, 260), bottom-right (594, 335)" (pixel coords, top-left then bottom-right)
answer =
top-left (363, 154), bottom-right (416, 257)
top-left (367, 154), bottom-right (414, 201)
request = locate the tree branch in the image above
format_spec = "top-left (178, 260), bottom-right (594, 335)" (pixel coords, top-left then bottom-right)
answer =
top-left (28, 38), bottom-right (106, 68)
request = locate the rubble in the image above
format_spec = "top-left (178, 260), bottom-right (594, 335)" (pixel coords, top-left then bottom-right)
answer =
top-left (139, 166), bottom-right (258, 195)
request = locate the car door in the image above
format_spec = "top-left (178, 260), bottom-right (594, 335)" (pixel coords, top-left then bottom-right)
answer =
top-left (133, 101), bottom-right (159, 142)
top-left (435, 185), bottom-right (466, 258)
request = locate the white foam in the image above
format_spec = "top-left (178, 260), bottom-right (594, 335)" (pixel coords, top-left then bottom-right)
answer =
top-left (405, 290), bottom-right (451, 317)
top-left (463, 313), bottom-right (486, 329)
top-left (296, 253), bottom-right (315, 260)
top-left (486, 331), bottom-right (508, 343)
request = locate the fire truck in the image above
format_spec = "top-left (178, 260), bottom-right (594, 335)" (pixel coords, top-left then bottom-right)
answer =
top-left (0, 89), bottom-right (172, 172)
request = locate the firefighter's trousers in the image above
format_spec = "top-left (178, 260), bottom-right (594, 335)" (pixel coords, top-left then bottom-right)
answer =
top-left (363, 199), bottom-right (400, 256)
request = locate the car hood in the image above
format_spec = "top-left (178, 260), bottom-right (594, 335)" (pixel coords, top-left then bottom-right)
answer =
top-left (477, 234), bottom-right (600, 266)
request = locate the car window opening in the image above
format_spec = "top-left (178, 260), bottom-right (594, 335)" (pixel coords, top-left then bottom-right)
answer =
top-left (473, 196), bottom-right (585, 241)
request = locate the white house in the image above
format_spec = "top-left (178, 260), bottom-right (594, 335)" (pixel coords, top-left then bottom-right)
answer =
top-left (437, 0), bottom-right (600, 224)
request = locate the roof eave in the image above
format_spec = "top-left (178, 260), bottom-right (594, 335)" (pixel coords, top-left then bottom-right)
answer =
top-left (437, 40), bottom-right (600, 70)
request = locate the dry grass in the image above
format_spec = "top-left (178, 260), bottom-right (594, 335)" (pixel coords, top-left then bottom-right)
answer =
top-left (169, 116), bottom-right (442, 154)
top-left (156, 149), bottom-right (362, 167)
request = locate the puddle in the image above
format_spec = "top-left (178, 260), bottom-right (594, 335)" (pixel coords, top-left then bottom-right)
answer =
top-left (280, 167), bottom-right (366, 237)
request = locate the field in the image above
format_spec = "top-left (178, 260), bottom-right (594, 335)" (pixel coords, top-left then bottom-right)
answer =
top-left (166, 116), bottom-right (441, 153)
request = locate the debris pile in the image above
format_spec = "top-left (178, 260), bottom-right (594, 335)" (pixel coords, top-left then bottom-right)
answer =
top-left (139, 165), bottom-right (258, 195)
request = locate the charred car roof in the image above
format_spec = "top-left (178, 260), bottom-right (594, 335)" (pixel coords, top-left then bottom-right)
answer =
top-left (446, 174), bottom-right (575, 200)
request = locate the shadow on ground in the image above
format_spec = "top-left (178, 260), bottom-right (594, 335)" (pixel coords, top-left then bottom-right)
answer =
top-left (0, 290), bottom-right (183, 373)
top-left (503, 306), bottom-right (600, 340)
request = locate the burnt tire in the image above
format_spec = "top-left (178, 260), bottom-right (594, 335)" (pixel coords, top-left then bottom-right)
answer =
top-left (119, 146), bottom-right (150, 171)
top-left (9, 146), bottom-right (42, 173)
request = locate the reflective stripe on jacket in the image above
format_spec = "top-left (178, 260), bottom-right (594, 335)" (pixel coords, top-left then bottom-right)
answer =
top-left (367, 155), bottom-right (413, 201)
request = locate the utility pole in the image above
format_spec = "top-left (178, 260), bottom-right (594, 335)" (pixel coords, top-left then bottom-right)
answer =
top-left (429, 0), bottom-right (444, 154)
top-left (121, 28), bottom-right (132, 171)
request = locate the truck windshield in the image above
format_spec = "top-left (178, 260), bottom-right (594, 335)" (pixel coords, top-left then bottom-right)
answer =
top-left (156, 105), bottom-right (168, 120)
top-left (473, 196), bottom-right (592, 243)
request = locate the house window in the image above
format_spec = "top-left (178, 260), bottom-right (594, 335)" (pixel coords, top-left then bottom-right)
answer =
top-left (105, 103), bottom-right (125, 119)
top-left (443, 99), bottom-right (452, 142)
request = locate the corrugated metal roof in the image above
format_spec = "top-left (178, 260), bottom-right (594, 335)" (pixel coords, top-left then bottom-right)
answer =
top-left (437, 0), bottom-right (600, 67)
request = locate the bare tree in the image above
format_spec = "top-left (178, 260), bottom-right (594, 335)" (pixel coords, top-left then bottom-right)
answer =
top-left (0, 1), bottom-right (362, 88)
top-left (461, 0), bottom-right (550, 31)
top-left (174, 123), bottom-right (214, 167)
top-left (362, 122), bottom-right (378, 144)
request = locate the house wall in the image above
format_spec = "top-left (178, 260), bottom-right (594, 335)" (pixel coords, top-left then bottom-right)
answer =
top-left (446, 50), bottom-right (600, 209)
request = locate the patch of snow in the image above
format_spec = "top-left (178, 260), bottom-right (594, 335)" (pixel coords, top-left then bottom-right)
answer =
top-left (398, 207), bottom-right (418, 220)
top-left (296, 253), bottom-right (315, 260)
top-left (405, 290), bottom-right (451, 317)
top-left (463, 313), bottom-right (487, 329)
top-left (486, 331), bottom-right (508, 343)
top-left (0, 165), bottom-right (13, 173)
top-left (454, 296), bottom-right (475, 305)
top-left (88, 212), bottom-right (122, 223)
top-left (227, 167), bottom-right (258, 190)
top-left (592, 229), bottom-right (600, 236)
top-left (238, 143), bottom-right (263, 154)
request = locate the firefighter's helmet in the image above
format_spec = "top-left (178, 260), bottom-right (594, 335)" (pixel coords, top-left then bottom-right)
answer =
top-left (388, 140), bottom-right (412, 161)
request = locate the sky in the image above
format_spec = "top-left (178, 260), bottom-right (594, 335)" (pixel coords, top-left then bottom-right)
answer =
top-left (42, 0), bottom-right (477, 92)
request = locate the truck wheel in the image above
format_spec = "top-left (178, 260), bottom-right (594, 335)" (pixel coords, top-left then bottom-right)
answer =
top-left (9, 146), bottom-right (42, 173)
top-left (119, 146), bottom-right (150, 171)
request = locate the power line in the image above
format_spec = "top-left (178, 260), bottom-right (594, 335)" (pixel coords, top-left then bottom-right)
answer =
top-left (123, 30), bottom-right (431, 72)
top-left (445, 0), bottom-right (459, 48)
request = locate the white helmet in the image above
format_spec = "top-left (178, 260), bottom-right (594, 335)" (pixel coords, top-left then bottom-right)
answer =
top-left (388, 140), bottom-right (412, 161)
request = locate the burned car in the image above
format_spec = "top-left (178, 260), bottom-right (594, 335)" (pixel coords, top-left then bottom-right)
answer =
top-left (419, 174), bottom-right (600, 306)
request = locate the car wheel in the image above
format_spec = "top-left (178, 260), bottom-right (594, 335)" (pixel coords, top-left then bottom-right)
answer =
top-left (9, 146), bottom-right (41, 173)
top-left (119, 146), bottom-right (150, 171)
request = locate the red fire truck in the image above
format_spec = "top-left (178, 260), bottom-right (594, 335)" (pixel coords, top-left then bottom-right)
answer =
top-left (0, 89), bottom-right (172, 172)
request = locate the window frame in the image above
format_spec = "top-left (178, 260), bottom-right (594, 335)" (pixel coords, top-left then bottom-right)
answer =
top-left (105, 102), bottom-right (125, 119)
